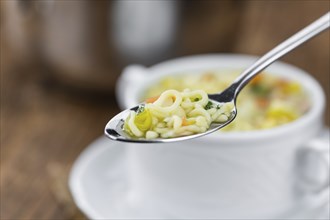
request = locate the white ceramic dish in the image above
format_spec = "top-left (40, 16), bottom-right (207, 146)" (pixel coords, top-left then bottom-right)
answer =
top-left (70, 54), bottom-right (329, 219)
top-left (114, 54), bottom-right (329, 218)
top-left (69, 132), bottom-right (329, 219)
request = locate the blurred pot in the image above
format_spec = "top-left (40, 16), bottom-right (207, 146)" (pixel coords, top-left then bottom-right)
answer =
top-left (2, 1), bottom-right (242, 93)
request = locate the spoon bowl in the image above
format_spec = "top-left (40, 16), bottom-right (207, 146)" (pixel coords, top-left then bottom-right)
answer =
top-left (105, 100), bottom-right (237, 143)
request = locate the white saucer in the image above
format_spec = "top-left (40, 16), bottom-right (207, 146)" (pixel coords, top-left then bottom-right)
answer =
top-left (69, 133), bottom-right (329, 219)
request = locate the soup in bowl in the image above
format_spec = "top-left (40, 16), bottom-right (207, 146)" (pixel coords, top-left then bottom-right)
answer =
top-left (116, 55), bottom-right (328, 219)
top-left (142, 70), bottom-right (310, 132)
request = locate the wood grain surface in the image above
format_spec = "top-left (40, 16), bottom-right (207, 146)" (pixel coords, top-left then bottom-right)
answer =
top-left (1, 1), bottom-right (329, 220)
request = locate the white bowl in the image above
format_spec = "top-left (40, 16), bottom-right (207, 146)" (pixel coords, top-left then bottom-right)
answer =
top-left (116, 54), bottom-right (329, 219)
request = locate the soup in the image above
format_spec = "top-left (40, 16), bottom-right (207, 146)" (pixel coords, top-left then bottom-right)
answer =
top-left (142, 70), bottom-right (310, 132)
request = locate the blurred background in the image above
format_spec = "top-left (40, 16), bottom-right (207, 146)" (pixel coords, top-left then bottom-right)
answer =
top-left (1, 1), bottom-right (329, 219)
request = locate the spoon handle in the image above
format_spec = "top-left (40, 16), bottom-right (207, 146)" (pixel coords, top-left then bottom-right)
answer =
top-left (233, 12), bottom-right (329, 96)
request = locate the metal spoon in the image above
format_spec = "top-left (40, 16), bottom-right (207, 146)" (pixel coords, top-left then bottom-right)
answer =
top-left (105, 12), bottom-right (329, 143)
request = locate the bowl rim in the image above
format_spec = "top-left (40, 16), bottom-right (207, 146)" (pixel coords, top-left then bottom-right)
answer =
top-left (118, 54), bottom-right (325, 142)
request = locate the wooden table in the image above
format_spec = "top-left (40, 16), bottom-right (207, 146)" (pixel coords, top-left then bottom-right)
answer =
top-left (1, 1), bottom-right (329, 219)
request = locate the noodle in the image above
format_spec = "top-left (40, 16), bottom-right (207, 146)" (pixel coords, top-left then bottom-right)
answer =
top-left (124, 89), bottom-right (233, 139)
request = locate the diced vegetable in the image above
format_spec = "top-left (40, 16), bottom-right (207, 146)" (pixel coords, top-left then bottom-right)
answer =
top-left (134, 109), bottom-right (152, 132)
top-left (182, 117), bottom-right (194, 126)
top-left (145, 96), bottom-right (160, 103)
top-left (266, 106), bottom-right (298, 122)
top-left (250, 84), bottom-right (270, 97)
top-left (205, 101), bottom-right (213, 110)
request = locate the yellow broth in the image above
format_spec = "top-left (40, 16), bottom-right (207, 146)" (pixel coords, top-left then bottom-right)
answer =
top-left (142, 71), bottom-right (310, 131)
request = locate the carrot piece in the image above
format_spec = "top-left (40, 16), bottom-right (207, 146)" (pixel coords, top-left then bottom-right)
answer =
top-left (145, 95), bottom-right (160, 103)
top-left (201, 72), bottom-right (216, 82)
top-left (256, 98), bottom-right (269, 108)
top-left (182, 117), bottom-right (192, 126)
top-left (251, 74), bottom-right (264, 85)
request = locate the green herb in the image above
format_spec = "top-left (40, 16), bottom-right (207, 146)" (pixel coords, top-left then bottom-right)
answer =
top-left (216, 105), bottom-right (221, 110)
top-left (205, 101), bottom-right (213, 110)
top-left (250, 84), bottom-right (270, 97)
top-left (194, 98), bottom-right (200, 102)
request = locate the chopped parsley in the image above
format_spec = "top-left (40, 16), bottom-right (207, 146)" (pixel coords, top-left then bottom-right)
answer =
top-left (194, 98), bottom-right (200, 102)
top-left (250, 84), bottom-right (270, 97)
top-left (205, 101), bottom-right (213, 110)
